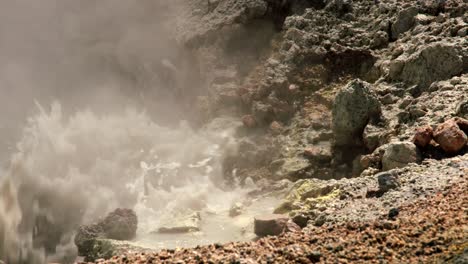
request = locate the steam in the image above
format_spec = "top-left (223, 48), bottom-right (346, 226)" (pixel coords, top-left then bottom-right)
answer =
top-left (1, 101), bottom-right (241, 263)
top-left (0, 0), bottom-right (231, 262)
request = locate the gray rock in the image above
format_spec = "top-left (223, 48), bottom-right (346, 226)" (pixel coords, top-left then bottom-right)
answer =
top-left (391, 7), bottom-right (418, 39)
top-left (157, 212), bottom-right (201, 234)
top-left (332, 79), bottom-right (382, 147)
top-left (229, 202), bottom-right (244, 217)
top-left (382, 142), bottom-right (421, 171)
top-left (75, 208), bottom-right (138, 258)
top-left (101, 208), bottom-right (138, 241)
top-left (77, 239), bottom-right (148, 262)
top-left (363, 124), bottom-right (387, 152)
top-left (377, 170), bottom-right (400, 192)
top-left (456, 100), bottom-right (468, 119)
top-left (390, 42), bottom-right (463, 88)
top-left (324, 0), bottom-right (353, 15)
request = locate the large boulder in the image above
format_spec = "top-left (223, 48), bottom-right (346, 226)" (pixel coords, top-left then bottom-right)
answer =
top-left (382, 142), bottom-right (421, 171)
top-left (332, 79), bottom-right (382, 147)
top-left (389, 42), bottom-right (463, 88)
top-left (433, 119), bottom-right (467, 154)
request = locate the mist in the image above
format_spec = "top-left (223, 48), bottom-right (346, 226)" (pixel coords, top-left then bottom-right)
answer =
top-left (0, 0), bottom-right (236, 263)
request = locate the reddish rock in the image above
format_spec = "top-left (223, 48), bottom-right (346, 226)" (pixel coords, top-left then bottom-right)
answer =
top-left (304, 146), bottom-right (332, 163)
top-left (269, 121), bottom-right (283, 134)
top-left (254, 214), bottom-right (300, 237)
top-left (433, 120), bottom-right (467, 154)
top-left (241, 115), bottom-right (257, 128)
top-left (453, 117), bottom-right (468, 134)
top-left (412, 125), bottom-right (433, 148)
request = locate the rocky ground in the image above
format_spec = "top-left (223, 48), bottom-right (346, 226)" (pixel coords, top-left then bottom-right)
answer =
top-left (81, 157), bottom-right (467, 263)
top-left (74, 0), bottom-right (468, 262)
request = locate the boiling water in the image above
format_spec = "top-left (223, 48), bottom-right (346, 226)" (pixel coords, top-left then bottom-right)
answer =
top-left (0, 102), bottom-right (280, 263)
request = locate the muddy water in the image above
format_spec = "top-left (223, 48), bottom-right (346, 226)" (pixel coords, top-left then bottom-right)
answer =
top-left (135, 196), bottom-right (280, 250)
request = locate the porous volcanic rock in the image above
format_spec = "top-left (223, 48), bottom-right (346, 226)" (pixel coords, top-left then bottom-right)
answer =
top-left (433, 119), bottom-right (468, 154)
top-left (413, 125), bottom-right (434, 148)
top-left (332, 79), bottom-right (381, 147)
top-left (382, 141), bottom-right (421, 171)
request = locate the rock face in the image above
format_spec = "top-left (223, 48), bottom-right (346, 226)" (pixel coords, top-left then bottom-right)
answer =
top-left (332, 79), bottom-right (381, 147)
top-left (382, 142), bottom-right (421, 171)
top-left (390, 42), bottom-right (463, 88)
top-left (433, 119), bottom-right (467, 154)
top-left (254, 214), bottom-right (300, 237)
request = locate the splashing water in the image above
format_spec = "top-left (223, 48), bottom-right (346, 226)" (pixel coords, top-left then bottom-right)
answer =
top-left (0, 102), bottom-right (279, 263)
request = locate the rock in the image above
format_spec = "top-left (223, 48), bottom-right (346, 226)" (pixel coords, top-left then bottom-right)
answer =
top-left (229, 202), bottom-right (244, 217)
top-left (303, 146), bottom-right (332, 164)
top-left (292, 214), bottom-right (309, 228)
top-left (324, 0), bottom-right (353, 15)
top-left (382, 142), bottom-right (421, 171)
top-left (252, 101), bottom-right (273, 125)
top-left (363, 124), bottom-right (386, 152)
top-left (77, 239), bottom-right (148, 262)
top-left (433, 119), bottom-right (467, 154)
top-left (269, 121), bottom-right (283, 134)
top-left (388, 208), bottom-right (400, 219)
top-left (371, 31), bottom-right (389, 49)
top-left (157, 212), bottom-right (201, 234)
top-left (332, 79), bottom-right (382, 147)
top-left (242, 115), bottom-right (257, 128)
top-left (454, 117), bottom-right (468, 134)
top-left (456, 100), bottom-right (468, 119)
top-left (377, 170), bottom-right (400, 192)
top-left (101, 208), bottom-right (138, 241)
top-left (75, 208), bottom-right (137, 259)
top-left (391, 7), bottom-right (418, 39)
top-left (390, 42), bottom-right (463, 88)
top-left (275, 157), bottom-right (311, 179)
top-left (75, 223), bottom-right (104, 257)
top-left (413, 125), bottom-right (434, 148)
top-left (254, 214), bottom-right (300, 237)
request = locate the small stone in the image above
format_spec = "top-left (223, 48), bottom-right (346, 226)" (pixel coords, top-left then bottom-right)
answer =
top-left (307, 251), bottom-right (322, 263)
top-left (377, 170), bottom-right (400, 192)
top-left (303, 146), bottom-right (332, 163)
top-left (388, 208), bottom-right (400, 219)
top-left (241, 115), bottom-right (257, 128)
top-left (269, 121), bottom-right (283, 134)
top-left (433, 119), bottom-right (467, 154)
top-left (413, 125), bottom-right (433, 148)
top-left (229, 202), bottom-right (244, 217)
top-left (292, 214), bottom-right (309, 228)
